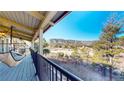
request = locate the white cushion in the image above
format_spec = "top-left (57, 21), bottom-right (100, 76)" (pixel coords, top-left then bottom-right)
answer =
top-left (0, 53), bottom-right (21, 67)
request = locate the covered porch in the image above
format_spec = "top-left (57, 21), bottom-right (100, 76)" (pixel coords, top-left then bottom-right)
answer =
top-left (0, 11), bottom-right (81, 81)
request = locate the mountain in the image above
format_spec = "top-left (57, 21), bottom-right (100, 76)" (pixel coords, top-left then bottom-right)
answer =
top-left (50, 39), bottom-right (97, 47)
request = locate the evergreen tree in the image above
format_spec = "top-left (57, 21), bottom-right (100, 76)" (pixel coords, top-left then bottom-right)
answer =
top-left (92, 13), bottom-right (124, 80)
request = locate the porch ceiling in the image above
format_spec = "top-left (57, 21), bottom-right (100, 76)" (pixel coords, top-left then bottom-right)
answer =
top-left (0, 11), bottom-right (69, 41)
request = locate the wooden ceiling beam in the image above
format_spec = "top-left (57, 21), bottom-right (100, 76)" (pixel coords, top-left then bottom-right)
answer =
top-left (32, 11), bottom-right (57, 41)
top-left (12, 34), bottom-right (32, 41)
top-left (0, 17), bottom-right (34, 32)
top-left (11, 32), bottom-right (32, 39)
top-left (38, 11), bottom-right (57, 30)
top-left (0, 30), bottom-right (32, 41)
top-left (13, 33), bottom-right (32, 40)
top-left (26, 11), bottom-right (45, 20)
top-left (0, 25), bottom-right (32, 38)
top-left (0, 29), bottom-right (32, 42)
top-left (26, 11), bottom-right (55, 26)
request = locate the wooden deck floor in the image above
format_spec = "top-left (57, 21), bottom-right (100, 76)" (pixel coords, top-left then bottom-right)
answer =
top-left (0, 54), bottom-right (37, 81)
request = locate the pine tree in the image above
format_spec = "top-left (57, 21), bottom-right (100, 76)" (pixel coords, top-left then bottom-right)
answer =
top-left (92, 13), bottom-right (124, 80)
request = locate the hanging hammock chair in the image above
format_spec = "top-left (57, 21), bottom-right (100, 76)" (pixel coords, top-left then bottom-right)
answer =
top-left (0, 50), bottom-right (25, 67)
top-left (0, 26), bottom-right (26, 67)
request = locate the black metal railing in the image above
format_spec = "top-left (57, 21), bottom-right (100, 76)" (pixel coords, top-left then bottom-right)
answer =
top-left (30, 48), bottom-right (82, 81)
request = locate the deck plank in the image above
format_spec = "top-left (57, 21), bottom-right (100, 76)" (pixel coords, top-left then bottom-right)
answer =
top-left (0, 64), bottom-right (11, 80)
top-left (20, 56), bottom-right (29, 81)
top-left (26, 56), bottom-right (34, 80)
top-left (30, 61), bottom-right (36, 81)
top-left (6, 60), bottom-right (25, 81)
top-left (16, 57), bottom-right (28, 81)
top-left (0, 54), bottom-right (37, 81)
top-left (15, 60), bottom-right (27, 80)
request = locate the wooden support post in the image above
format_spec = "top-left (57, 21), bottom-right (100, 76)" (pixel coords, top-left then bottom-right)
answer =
top-left (39, 29), bottom-right (43, 55)
top-left (31, 40), bottom-right (34, 50)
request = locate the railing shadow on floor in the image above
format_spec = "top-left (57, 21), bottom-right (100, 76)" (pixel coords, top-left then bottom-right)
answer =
top-left (30, 48), bottom-right (82, 81)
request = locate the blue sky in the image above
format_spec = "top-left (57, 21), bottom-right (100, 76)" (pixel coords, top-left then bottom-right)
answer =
top-left (43, 11), bottom-right (123, 41)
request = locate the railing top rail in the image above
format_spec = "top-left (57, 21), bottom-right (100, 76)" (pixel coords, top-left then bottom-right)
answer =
top-left (28, 47), bottom-right (82, 81)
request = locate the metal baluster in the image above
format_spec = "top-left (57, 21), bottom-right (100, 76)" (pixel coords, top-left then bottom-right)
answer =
top-left (46, 63), bottom-right (48, 73)
top-left (52, 66), bottom-right (54, 81)
top-left (55, 69), bottom-right (58, 81)
top-left (49, 65), bottom-right (51, 81)
top-left (60, 72), bottom-right (62, 81)
top-left (48, 64), bottom-right (50, 80)
top-left (67, 77), bottom-right (69, 81)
